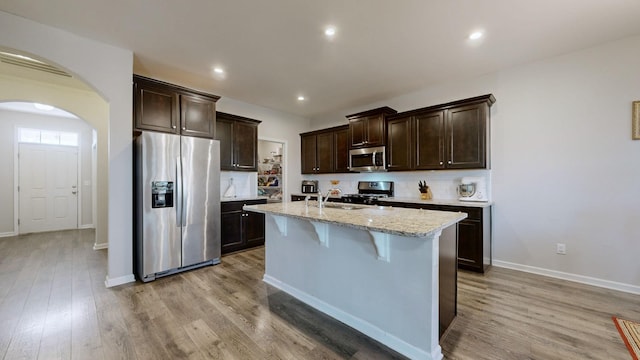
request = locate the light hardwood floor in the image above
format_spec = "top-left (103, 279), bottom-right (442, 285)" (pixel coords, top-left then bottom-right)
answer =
top-left (0, 229), bottom-right (638, 359)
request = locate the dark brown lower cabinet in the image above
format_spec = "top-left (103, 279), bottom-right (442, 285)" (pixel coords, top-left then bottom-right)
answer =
top-left (221, 199), bottom-right (267, 254)
top-left (377, 201), bottom-right (491, 273)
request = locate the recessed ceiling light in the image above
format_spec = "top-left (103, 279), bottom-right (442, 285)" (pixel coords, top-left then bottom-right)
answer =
top-left (324, 26), bottom-right (336, 38)
top-left (297, 96), bottom-right (305, 101)
top-left (34, 103), bottom-right (54, 111)
top-left (469, 31), bottom-right (483, 40)
top-left (213, 67), bottom-right (224, 74)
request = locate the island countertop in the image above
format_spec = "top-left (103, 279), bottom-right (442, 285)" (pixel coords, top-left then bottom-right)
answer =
top-left (243, 201), bottom-right (467, 238)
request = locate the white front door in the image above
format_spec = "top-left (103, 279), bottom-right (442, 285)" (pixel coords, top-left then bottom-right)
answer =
top-left (18, 143), bottom-right (78, 233)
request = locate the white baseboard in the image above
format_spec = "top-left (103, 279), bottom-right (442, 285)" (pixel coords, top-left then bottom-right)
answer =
top-left (263, 274), bottom-right (442, 360)
top-left (104, 274), bottom-right (135, 288)
top-left (79, 224), bottom-right (94, 229)
top-left (0, 231), bottom-right (17, 238)
top-left (93, 242), bottom-right (108, 250)
top-left (493, 260), bottom-right (640, 295)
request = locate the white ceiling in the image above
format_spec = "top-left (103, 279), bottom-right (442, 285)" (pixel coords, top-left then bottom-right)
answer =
top-left (2, 1), bottom-right (640, 118)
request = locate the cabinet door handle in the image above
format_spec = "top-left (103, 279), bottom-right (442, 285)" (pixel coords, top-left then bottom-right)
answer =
top-left (439, 161), bottom-right (443, 165)
top-left (182, 127), bottom-right (186, 130)
top-left (172, 125), bottom-right (177, 129)
top-left (448, 160), bottom-right (452, 164)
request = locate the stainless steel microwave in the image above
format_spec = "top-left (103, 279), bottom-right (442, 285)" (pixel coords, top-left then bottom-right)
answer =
top-left (349, 146), bottom-right (386, 172)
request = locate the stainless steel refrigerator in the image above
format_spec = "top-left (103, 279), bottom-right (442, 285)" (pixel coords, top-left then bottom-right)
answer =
top-left (134, 131), bottom-right (221, 282)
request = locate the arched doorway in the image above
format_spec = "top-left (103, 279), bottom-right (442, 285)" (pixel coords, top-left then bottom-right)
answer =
top-left (0, 101), bottom-right (97, 236)
top-left (0, 11), bottom-right (136, 287)
top-left (0, 49), bottom-right (109, 255)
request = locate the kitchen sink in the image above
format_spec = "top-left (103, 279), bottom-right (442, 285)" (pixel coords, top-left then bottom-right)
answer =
top-left (317, 203), bottom-right (365, 210)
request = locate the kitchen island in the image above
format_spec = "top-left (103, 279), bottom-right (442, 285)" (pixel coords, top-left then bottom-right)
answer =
top-left (243, 201), bottom-right (467, 360)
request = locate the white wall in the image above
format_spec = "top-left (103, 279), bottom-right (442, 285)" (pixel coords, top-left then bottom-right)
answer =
top-left (0, 109), bottom-right (94, 233)
top-left (311, 35), bottom-right (640, 291)
top-left (0, 11), bottom-right (134, 287)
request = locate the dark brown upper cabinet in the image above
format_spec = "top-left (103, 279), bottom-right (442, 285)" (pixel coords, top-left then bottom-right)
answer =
top-left (133, 75), bottom-right (219, 138)
top-left (446, 102), bottom-right (488, 169)
top-left (414, 110), bottom-right (445, 169)
top-left (333, 126), bottom-right (350, 173)
top-left (386, 116), bottom-right (413, 171)
top-left (386, 94), bottom-right (495, 171)
top-left (300, 125), bottom-right (350, 174)
top-left (215, 112), bottom-right (261, 171)
top-left (347, 107), bottom-right (397, 149)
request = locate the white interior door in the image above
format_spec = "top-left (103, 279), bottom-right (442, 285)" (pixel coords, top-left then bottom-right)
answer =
top-left (18, 143), bottom-right (78, 234)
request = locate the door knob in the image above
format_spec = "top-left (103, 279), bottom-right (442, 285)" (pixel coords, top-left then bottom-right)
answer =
top-left (72, 190), bottom-right (77, 195)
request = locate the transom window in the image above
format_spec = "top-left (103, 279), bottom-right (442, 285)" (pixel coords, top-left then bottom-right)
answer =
top-left (18, 128), bottom-right (79, 147)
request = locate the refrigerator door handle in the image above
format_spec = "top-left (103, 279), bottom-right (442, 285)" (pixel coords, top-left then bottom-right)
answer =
top-left (181, 157), bottom-right (187, 226)
top-left (176, 156), bottom-right (183, 227)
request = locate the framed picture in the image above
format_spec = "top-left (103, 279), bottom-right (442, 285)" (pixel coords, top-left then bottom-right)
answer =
top-left (634, 101), bottom-right (640, 140)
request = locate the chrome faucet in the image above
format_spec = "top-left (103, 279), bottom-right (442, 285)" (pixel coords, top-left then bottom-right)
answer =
top-left (322, 188), bottom-right (342, 206)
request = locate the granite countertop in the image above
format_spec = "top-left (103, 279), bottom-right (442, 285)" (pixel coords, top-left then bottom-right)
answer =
top-left (380, 197), bottom-right (493, 208)
top-left (243, 201), bottom-right (467, 238)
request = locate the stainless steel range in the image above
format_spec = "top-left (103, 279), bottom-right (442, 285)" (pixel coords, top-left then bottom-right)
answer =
top-left (342, 181), bottom-right (394, 205)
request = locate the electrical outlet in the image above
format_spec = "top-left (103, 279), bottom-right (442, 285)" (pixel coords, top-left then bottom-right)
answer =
top-left (556, 243), bottom-right (566, 255)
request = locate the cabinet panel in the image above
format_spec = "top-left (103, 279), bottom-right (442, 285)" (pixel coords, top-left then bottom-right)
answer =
top-left (316, 132), bottom-right (334, 173)
top-left (457, 220), bottom-right (483, 270)
top-left (301, 134), bottom-right (318, 174)
top-left (366, 115), bottom-right (385, 147)
top-left (221, 210), bottom-right (243, 253)
top-left (216, 118), bottom-right (234, 170)
top-left (245, 211), bottom-right (265, 247)
top-left (180, 94), bottom-right (216, 138)
top-left (386, 116), bottom-right (412, 171)
top-left (415, 111), bottom-right (445, 169)
top-left (446, 103), bottom-right (486, 169)
top-left (334, 127), bottom-right (350, 173)
top-left (134, 83), bottom-right (179, 133)
top-left (234, 121), bottom-right (258, 170)
top-left (349, 118), bottom-right (367, 148)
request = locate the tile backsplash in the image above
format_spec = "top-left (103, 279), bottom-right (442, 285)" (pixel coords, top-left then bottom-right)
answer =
top-left (220, 171), bottom-right (257, 199)
top-left (302, 169), bottom-right (491, 200)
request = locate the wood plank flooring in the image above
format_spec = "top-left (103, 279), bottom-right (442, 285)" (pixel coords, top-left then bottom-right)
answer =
top-left (1, 229), bottom-right (638, 359)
